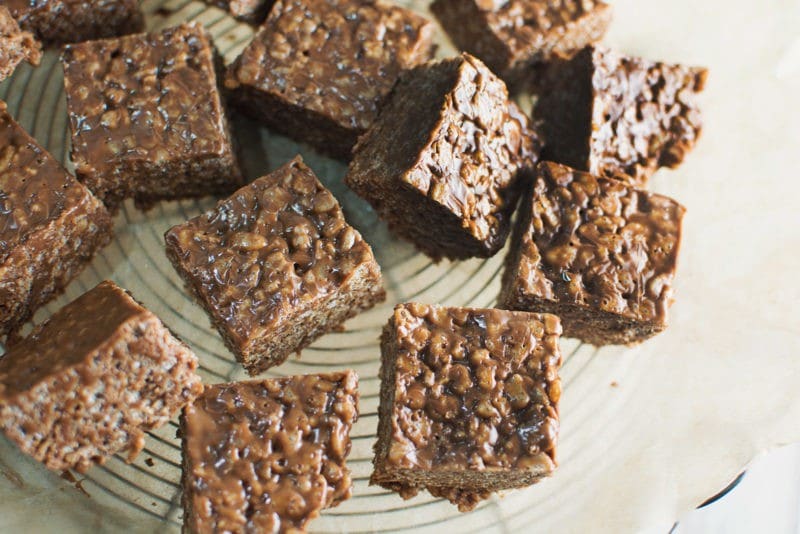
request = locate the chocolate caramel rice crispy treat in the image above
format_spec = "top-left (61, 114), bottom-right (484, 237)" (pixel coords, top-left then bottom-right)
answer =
top-left (225, 0), bottom-right (435, 160)
top-left (181, 371), bottom-right (358, 533)
top-left (0, 5), bottom-right (40, 82)
top-left (3, 0), bottom-right (144, 45)
top-left (165, 156), bottom-right (385, 375)
top-left (499, 161), bottom-right (686, 345)
top-left (0, 280), bottom-right (202, 473)
top-left (535, 45), bottom-right (708, 186)
top-left (372, 303), bottom-right (562, 511)
top-left (346, 53), bottom-right (541, 261)
top-left (62, 22), bottom-right (242, 210)
top-left (431, 0), bottom-right (612, 89)
top-left (0, 100), bottom-right (112, 341)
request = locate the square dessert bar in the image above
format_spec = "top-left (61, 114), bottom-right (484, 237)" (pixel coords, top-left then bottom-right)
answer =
top-left (0, 5), bottom-right (40, 82)
top-left (499, 162), bottom-right (686, 345)
top-left (63, 22), bottom-right (242, 210)
top-left (181, 371), bottom-right (359, 533)
top-left (165, 156), bottom-right (385, 375)
top-left (206, 0), bottom-right (274, 24)
top-left (4, 0), bottom-right (144, 45)
top-left (431, 0), bottom-right (611, 88)
top-left (0, 101), bottom-right (112, 341)
top-left (535, 46), bottom-right (708, 186)
top-left (346, 53), bottom-right (540, 261)
top-left (372, 303), bottom-right (562, 511)
top-left (225, 0), bottom-right (435, 160)
top-left (0, 280), bottom-right (202, 473)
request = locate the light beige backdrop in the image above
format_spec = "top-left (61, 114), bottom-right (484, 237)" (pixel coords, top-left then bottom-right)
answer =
top-left (0, 0), bottom-right (798, 532)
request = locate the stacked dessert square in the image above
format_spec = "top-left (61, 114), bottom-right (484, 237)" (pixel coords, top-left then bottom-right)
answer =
top-left (0, 0), bottom-right (706, 530)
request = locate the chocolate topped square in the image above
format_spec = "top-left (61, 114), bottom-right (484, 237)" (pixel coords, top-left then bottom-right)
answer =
top-left (63, 22), bottom-right (241, 210)
top-left (431, 0), bottom-right (612, 88)
top-left (0, 280), bottom-right (202, 472)
top-left (181, 372), bottom-right (358, 533)
top-left (4, 0), bottom-right (144, 45)
top-left (165, 156), bottom-right (385, 375)
top-left (535, 46), bottom-right (708, 185)
top-left (0, 5), bottom-right (40, 82)
top-left (225, 0), bottom-right (435, 160)
top-left (499, 162), bottom-right (686, 345)
top-left (372, 303), bottom-right (562, 511)
top-left (0, 100), bottom-right (112, 340)
top-left (347, 53), bottom-right (541, 261)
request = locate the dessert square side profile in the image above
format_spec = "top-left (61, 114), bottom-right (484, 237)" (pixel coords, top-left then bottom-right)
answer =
top-left (165, 156), bottom-right (385, 375)
top-left (225, 0), bottom-right (435, 160)
top-left (3, 0), bottom-right (144, 45)
top-left (181, 371), bottom-right (359, 533)
top-left (535, 46), bottom-right (708, 186)
top-left (205, 0), bottom-right (273, 24)
top-left (499, 162), bottom-right (686, 345)
top-left (431, 0), bottom-right (612, 88)
top-left (63, 22), bottom-right (241, 210)
top-left (0, 280), bottom-right (202, 473)
top-left (0, 101), bottom-right (113, 341)
top-left (372, 303), bottom-right (562, 511)
top-left (0, 5), bottom-right (40, 82)
top-left (346, 53), bottom-right (540, 261)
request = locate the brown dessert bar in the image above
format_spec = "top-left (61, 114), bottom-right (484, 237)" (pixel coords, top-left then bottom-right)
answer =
top-left (431, 0), bottom-right (612, 88)
top-left (499, 162), bottom-right (686, 345)
top-left (225, 0), bottom-right (435, 160)
top-left (3, 0), bottom-right (144, 45)
top-left (346, 53), bottom-right (540, 261)
top-left (0, 280), bottom-right (202, 473)
top-left (0, 5), bottom-right (40, 82)
top-left (535, 46), bottom-right (708, 185)
top-left (206, 0), bottom-right (273, 24)
top-left (0, 100), bottom-right (112, 341)
top-left (372, 303), bottom-right (562, 511)
top-left (165, 156), bottom-right (385, 375)
top-left (181, 371), bottom-right (359, 533)
top-left (62, 22), bottom-right (242, 210)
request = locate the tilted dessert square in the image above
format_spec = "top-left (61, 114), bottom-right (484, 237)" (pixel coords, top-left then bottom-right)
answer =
top-left (0, 5), bottom-right (40, 82)
top-left (181, 371), bottom-right (359, 533)
top-left (346, 53), bottom-right (540, 261)
top-left (165, 156), bottom-right (385, 375)
top-left (62, 22), bottom-right (241, 210)
top-left (535, 46), bottom-right (708, 185)
top-left (225, 0), bottom-right (435, 160)
top-left (431, 0), bottom-right (612, 88)
top-left (372, 303), bottom-right (562, 511)
top-left (0, 280), bottom-right (202, 473)
top-left (499, 162), bottom-right (686, 345)
top-left (4, 0), bottom-right (144, 45)
top-left (0, 100), bottom-right (112, 341)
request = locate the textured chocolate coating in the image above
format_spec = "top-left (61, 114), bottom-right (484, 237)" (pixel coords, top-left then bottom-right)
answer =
top-left (0, 280), bottom-right (202, 472)
top-left (536, 46), bottom-right (708, 186)
top-left (206, 0), bottom-right (273, 24)
top-left (225, 0), bottom-right (435, 160)
top-left (0, 100), bottom-right (112, 340)
top-left (181, 372), bottom-right (358, 533)
top-left (165, 156), bottom-right (385, 375)
top-left (0, 5), bottom-right (40, 82)
top-left (347, 53), bottom-right (540, 261)
top-left (3, 0), bottom-right (143, 45)
top-left (372, 303), bottom-right (562, 511)
top-left (431, 0), bottom-right (611, 88)
top-left (63, 22), bottom-right (241, 210)
top-left (499, 162), bottom-right (685, 345)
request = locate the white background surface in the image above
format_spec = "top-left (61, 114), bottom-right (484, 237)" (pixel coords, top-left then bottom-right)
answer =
top-left (679, 445), bottom-right (800, 534)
